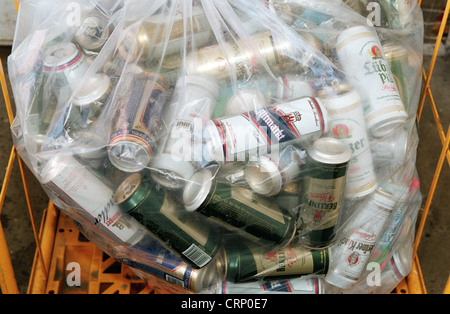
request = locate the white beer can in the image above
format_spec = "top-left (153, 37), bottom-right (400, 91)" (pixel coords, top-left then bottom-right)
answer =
top-left (39, 155), bottom-right (145, 246)
top-left (204, 97), bottom-right (328, 164)
top-left (319, 84), bottom-right (377, 199)
top-left (325, 188), bottom-right (396, 289)
top-left (336, 26), bottom-right (407, 138)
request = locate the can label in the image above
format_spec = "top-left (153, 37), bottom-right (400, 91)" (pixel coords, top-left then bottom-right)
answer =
top-left (109, 73), bottom-right (167, 159)
top-left (322, 87), bottom-right (377, 198)
top-left (199, 184), bottom-right (295, 246)
top-left (220, 277), bottom-right (321, 294)
top-left (336, 26), bottom-right (407, 136)
top-left (44, 158), bottom-right (141, 244)
top-left (123, 181), bottom-right (220, 268)
top-left (298, 155), bottom-right (349, 248)
top-left (250, 246), bottom-right (329, 278)
top-left (332, 203), bottom-right (391, 280)
top-left (213, 97), bottom-right (326, 162)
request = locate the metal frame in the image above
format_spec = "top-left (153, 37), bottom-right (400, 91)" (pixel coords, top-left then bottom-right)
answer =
top-left (1, 0), bottom-right (449, 294)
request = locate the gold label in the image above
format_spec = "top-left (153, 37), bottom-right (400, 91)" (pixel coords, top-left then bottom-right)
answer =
top-left (299, 176), bottom-right (346, 231)
top-left (253, 246), bottom-right (315, 277)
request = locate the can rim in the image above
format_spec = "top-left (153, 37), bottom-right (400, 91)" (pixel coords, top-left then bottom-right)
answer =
top-left (245, 155), bottom-right (283, 196)
top-left (43, 42), bottom-right (82, 70)
top-left (73, 73), bottom-right (112, 106)
top-left (307, 137), bottom-right (352, 165)
top-left (183, 169), bottom-right (214, 212)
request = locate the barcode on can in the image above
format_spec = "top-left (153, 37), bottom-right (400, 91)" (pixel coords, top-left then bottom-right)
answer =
top-left (165, 275), bottom-right (185, 288)
top-left (182, 244), bottom-right (212, 268)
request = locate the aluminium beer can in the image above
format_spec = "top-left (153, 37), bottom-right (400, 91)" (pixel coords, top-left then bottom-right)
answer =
top-left (39, 155), bottom-right (145, 246)
top-left (108, 72), bottom-right (168, 173)
top-left (245, 145), bottom-right (306, 197)
top-left (75, 15), bottom-right (111, 54)
top-left (151, 75), bottom-right (219, 189)
top-left (325, 188), bottom-right (397, 289)
top-left (183, 169), bottom-right (296, 247)
top-left (297, 137), bottom-right (352, 249)
top-left (114, 173), bottom-right (221, 268)
top-left (222, 241), bottom-right (329, 282)
top-left (319, 84), bottom-right (377, 199)
top-left (218, 277), bottom-right (324, 294)
top-left (185, 31), bottom-right (297, 82)
top-left (204, 97), bottom-right (328, 164)
top-left (336, 25), bottom-right (407, 138)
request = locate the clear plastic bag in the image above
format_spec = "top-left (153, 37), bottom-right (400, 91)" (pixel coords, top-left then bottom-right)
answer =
top-left (8, 0), bottom-right (424, 294)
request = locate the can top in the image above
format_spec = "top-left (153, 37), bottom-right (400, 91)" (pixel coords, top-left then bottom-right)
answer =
top-left (108, 140), bottom-right (152, 173)
top-left (113, 173), bottom-right (142, 205)
top-left (43, 42), bottom-right (83, 71)
top-left (245, 155), bottom-right (283, 196)
top-left (372, 188), bottom-right (396, 211)
top-left (73, 73), bottom-right (112, 107)
top-left (336, 25), bottom-right (377, 52)
top-left (183, 169), bottom-right (214, 212)
top-left (306, 137), bottom-right (352, 165)
top-left (75, 15), bottom-right (110, 51)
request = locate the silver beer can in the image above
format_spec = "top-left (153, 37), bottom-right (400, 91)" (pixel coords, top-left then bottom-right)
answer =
top-left (245, 145), bottom-right (306, 197)
top-left (70, 73), bottom-right (112, 132)
top-left (151, 75), bottom-right (219, 189)
top-left (39, 155), bottom-right (145, 246)
top-left (325, 188), bottom-right (397, 289)
top-left (108, 72), bottom-right (168, 173)
top-left (319, 84), bottom-right (378, 199)
top-left (218, 277), bottom-right (324, 294)
top-left (185, 31), bottom-right (297, 82)
top-left (43, 42), bottom-right (89, 88)
top-left (336, 26), bottom-right (407, 138)
top-left (75, 14), bottom-right (111, 54)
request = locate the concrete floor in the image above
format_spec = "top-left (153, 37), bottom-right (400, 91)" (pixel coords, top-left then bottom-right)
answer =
top-left (0, 42), bottom-right (449, 294)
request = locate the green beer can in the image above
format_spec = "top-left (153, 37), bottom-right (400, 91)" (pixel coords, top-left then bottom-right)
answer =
top-left (183, 169), bottom-right (297, 247)
top-left (297, 137), bottom-right (351, 249)
top-left (114, 173), bottom-right (221, 268)
top-left (222, 241), bottom-right (329, 282)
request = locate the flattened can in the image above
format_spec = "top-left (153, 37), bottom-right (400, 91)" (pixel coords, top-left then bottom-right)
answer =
top-left (39, 155), bottom-right (145, 246)
top-left (297, 137), bottom-right (352, 248)
top-left (183, 169), bottom-right (296, 247)
top-left (204, 97), bottom-right (328, 164)
top-left (108, 72), bottom-right (168, 173)
top-left (114, 173), bottom-right (221, 268)
top-left (319, 84), bottom-right (377, 199)
top-left (222, 242), bottom-right (329, 282)
top-left (336, 26), bottom-right (407, 138)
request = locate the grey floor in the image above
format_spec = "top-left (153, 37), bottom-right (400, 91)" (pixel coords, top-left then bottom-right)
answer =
top-left (0, 44), bottom-right (449, 294)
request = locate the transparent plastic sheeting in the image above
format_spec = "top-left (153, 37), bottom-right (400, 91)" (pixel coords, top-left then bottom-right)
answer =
top-left (8, 0), bottom-right (424, 294)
